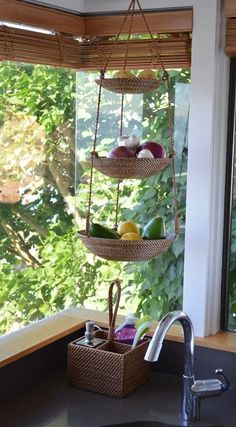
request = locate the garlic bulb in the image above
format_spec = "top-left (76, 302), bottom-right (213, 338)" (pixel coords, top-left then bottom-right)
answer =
top-left (137, 149), bottom-right (154, 159)
top-left (117, 135), bottom-right (130, 147)
top-left (128, 135), bottom-right (140, 150)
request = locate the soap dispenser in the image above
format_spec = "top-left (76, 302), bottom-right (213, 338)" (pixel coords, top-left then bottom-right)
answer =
top-left (75, 320), bottom-right (106, 348)
top-left (115, 313), bottom-right (137, 345)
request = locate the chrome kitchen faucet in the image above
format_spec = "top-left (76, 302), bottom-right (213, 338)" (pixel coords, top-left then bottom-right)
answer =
top-left (144, 311), bottom-right (229, 424)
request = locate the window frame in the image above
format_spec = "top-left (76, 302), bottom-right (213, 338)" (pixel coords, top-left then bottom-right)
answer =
top-left (221, 58), bottom-right (236, 330)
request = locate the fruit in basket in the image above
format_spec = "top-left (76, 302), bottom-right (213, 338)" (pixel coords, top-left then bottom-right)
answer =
top-left (107, 146), bottom-right (135, 158)
top-left (136, 141), bottom-right (166, 158)
top-left (138, 69), bottom-right (157, 79)
top-left (113, 70), bottom-right (134, 79)
top-left (117, 135), bottom-right (140, 151)
top-left (121, 232), bottom-right (142, 240)
top-left (117, 220), bottom-right (140, 236)
top-left (137, 149), bottom-right (154, 159)
top-left (89, 223), bottom-right (120, 239)
top-left (142, 217), bottom-right (166, 240)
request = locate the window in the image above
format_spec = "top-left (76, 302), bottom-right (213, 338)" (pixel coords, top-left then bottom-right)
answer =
top-left (222, 59), bottom-right (236, 331)
top-left (0, 63), bottom-right (190, 336)
top-left (0, 61), bottom-right (77, 335)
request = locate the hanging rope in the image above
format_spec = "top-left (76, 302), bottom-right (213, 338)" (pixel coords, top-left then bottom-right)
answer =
top-left (123, 0), bottom-right (136, 70)
top-left (136, 0), bottom-right (167, 74)
top-left (56, 33), bottom-right (65, 66)
top-left (114, 180), bottom-right (121, 230)
top-left (166, 74), bottom-right (180, 237)
top-left (85, 0), bottom-right (179, 241)
top-left (85, 70), bottom-right (104, 235)
top-left (102, 0), bottom-right (135, 75)
top-left (2, 25), bottom-right (15, 60)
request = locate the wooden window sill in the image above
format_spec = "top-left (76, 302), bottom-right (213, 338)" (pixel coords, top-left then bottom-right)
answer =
top-left (0, 307), bottom-right (235, 368)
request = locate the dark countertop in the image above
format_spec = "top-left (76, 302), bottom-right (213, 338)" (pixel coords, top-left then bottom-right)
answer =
top-left (0, 369), bottom-right (235, 427)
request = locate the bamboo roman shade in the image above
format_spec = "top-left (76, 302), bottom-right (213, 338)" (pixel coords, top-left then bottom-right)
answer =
top-left (79, 34), bottom-right (191, 70)
top-left (0, 25), bottom-right (81, 68)
top-left (225, 19), bottom-right (236, 56)
top-left (0, 0), bottom-right (193, 69)
top-left (225, 0), bottom-right (236, 56)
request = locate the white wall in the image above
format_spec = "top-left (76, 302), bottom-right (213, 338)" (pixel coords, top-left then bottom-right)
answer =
top-left (25, 0), bottom-right (85, 13)
top-left (183, 0), bottom-right (229, 336)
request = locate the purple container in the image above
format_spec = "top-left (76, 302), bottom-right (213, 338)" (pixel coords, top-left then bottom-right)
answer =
top-left (115, 314), bottom-right (137, 345)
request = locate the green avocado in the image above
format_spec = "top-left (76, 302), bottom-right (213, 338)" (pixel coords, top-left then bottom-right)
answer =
top-left (142, 217), bottom-right (166, 240)
top-left (89, 223), bottom-right (120, 239)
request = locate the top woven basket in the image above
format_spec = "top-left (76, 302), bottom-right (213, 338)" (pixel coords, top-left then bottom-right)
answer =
top-left (95, 77), bottom-right (163, 94)
top-left (93, 156), bottom-right (172, 179)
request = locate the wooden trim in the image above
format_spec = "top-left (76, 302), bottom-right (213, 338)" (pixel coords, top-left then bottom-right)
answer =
top-left (224, 0), bottom-right (236, 18)
top-left (1, 308), bottom-right (236, 369)
top-left (0, 0), bottom-right (85, 36)
top-left (225, 18), bottom-right (236, 56)
top-left (0, 310), bottom-right (86, 368)
top-left (0, 1), bottom-right (192, 37)
top-left (85, 10), bottom-right (193, 37)
top-left (79, 34), bottom-right (191, 70)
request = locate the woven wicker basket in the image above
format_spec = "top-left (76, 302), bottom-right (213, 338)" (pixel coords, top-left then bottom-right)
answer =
top-left (68, 335), bottom-right (150, 398)
top-left (93, 156), bottom-right (172, 179)
top-left (78, 231), bottom-right (175, 261)
top-left (95, 77), bottom-right (162, 94)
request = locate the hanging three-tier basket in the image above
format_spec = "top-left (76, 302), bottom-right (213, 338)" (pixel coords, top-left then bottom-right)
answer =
top-left (78, 0), bottom-right (179, 262)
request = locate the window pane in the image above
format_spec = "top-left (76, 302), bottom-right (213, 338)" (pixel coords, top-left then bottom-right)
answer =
top-left (0, 62), bottom-right (76, 335)
top-left (227, 135), bottom-right (236, 331)
top-left (76, 69), bottom-right (190, 319)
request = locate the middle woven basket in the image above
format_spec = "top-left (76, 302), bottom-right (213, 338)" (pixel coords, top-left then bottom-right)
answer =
top-left (93, 156), bottom-right (172, 179)
top-left (78, 232), bottom-right (175, 261)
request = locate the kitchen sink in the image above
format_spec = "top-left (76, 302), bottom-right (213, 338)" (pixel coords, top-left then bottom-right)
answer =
top-left (100, 422), bottom-right (230, 427)
top-left (99, 422), bottom-right (179, 427)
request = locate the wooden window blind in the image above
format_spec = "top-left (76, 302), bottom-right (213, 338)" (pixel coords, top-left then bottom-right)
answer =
top-left (224, 0), bottom-right (236, 18)
top-left (225, 19), bottom-right (236, 56)
top-left (0, 0), bottom-right (192, 69)
top-left (0, 25), bottom-right (81, 68)
top-left (224, 0), bottom-right (236, 56)
top-left (79, 34), bottom-right (191, 70)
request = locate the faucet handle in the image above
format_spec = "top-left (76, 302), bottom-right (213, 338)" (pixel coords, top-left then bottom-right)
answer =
top-left (215, 368), bottom-right (229, 391)
top-left (191, 368), bottom-right (229, 398)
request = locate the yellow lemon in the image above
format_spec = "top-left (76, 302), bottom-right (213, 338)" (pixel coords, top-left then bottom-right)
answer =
top-left (113, 70), bottom-right (134, 79)
top-left (117, 220), bottom-right (140, 236)
top-left (138, 69), bottom-right (156, 79)
top-left (121, 232), bottom-right (142, 240)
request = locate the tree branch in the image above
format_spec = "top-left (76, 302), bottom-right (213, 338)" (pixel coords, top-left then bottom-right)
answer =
top-left (48, 159), bottom-right (83, 226)
top-left (0, 216), bottom-right (41, 267)
top-left (11, 205), bottom-right (48, 237)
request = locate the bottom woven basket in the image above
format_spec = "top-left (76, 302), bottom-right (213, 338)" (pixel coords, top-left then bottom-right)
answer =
top-left (78, 231), bottom-right (175, 261)
top-left (68, 333), bottom-right (151, 398)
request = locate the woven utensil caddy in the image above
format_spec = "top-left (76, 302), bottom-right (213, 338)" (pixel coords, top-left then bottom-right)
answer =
top-left (67, 281), bottom-right (151, 398)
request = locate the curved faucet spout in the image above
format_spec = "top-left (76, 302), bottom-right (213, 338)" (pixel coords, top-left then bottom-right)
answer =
top-left (145, 310), bottom-right (194, 378)
top-left (144, 310), bottom-right (229, 423)
top-left (145, 310), bottom-right (195, 423)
